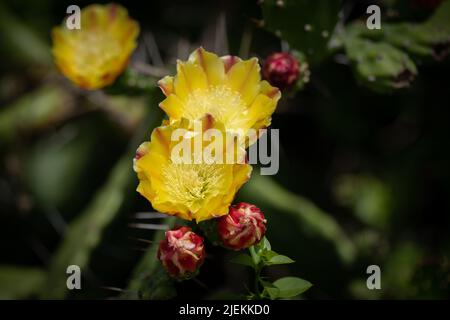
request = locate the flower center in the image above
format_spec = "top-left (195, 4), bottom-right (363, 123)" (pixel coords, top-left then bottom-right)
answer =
top-left (72, 31), bottom-right (122, 73)
top-left (161, 163), bottom-right (230, 210)
top-left (184, 85), bottom-right (249, 131)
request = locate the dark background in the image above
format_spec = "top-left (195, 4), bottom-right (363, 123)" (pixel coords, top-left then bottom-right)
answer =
top-left (0, 0), bottom-right (449, 299)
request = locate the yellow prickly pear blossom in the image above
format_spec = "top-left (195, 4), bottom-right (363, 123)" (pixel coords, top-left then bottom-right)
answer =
top-left (158, 48), bottom-right (281, 143)
top-left (52, 4), bottom-right (139, 89)
top-left (133, 116), bottom-right (252, 222)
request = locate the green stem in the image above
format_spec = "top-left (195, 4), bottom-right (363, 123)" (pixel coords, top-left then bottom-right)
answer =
top-left (249, 246), bottom-right (263, 299)
top-left (254, 265), bottom-right (263, 299)
top-left (249, 246), bottom-right (259, 265)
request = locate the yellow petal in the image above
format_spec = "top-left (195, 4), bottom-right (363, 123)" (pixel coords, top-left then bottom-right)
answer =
top-left (247, 81), bottom-right (281, 131)
top-left (136, 152), bottom-right (167, 181)
top-left (260, 80), bottom-right (281, 99)
top-left (152, 201), bottom-right (193, 221)
top-left (158, 76), bottom-right (174, 96)
top-left (107, 3), bottom-right (130, 27)
top-left (80, 5), bottom-right (104, 29)
top-left (195, 196), bottom-right (229, 222)
top-left (221, 55), bottom-right (241, 73)
top-left (149, 126), bottom-right (172, 158)
top-left (136, 179), bottom-right (156, 203)
top-left (226, 58), bottom-right (261, 105)
top-left (159, 94), bottom-right (185, 118)
top-left (174, 61), bottom-right (208, 100)
top-left (247, 94), bottom-right (276, 129)
top-left (225, 164), bottom-right (252, 204)
top-left (190, 47), bottom-right (226, 86)
top-left (233, 164), bottom-right (253, 191)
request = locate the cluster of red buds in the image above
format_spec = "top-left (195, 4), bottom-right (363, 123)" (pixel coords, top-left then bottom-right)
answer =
top-left (158, 203), bottom-right (267, 279)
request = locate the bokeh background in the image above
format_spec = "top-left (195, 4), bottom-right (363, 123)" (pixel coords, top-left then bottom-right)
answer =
top-left (1, 0), bottom-right (449, 299)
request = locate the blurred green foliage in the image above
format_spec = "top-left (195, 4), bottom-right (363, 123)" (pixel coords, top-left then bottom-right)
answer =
top-left (336, 1), bottom-right (450, 91)
top-left (0, 266), bottom-right (45, 299)
top-left (0, 86), bottom-right (72, 145)
top-left (261, 0), bottom-right (341, 64)
top-left (333, 174), bottom-right (392, 229)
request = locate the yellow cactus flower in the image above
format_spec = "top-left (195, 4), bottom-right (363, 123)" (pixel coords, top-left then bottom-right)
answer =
top-left (158, 48), bottom-right (281, 143)
top-left (134, 116), bottom-right (252, 222)
top-left (52, 4), bottom-right (139, 89)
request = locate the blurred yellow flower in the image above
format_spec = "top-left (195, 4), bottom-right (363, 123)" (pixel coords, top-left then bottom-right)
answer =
top-left (158, 48), bottom-right (281, 142)
top-left (52, 4), bottom-right (139, 89)
top-left (134, 116), bottom-right (252, 222)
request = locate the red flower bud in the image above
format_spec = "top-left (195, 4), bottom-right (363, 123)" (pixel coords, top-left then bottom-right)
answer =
top-left (263, 52), bottom-right (300, 90)
top-left (157, 226), bottom-right (205, 279)
top-left (218, 202), bottom-right (267, 250)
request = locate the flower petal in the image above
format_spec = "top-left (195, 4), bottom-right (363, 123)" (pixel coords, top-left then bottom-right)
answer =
top-left (158, 76), bottom-right (175, 96)
top-left (260, 80), bottom-right (281, 99)
top-left (230, 164), bottom-right (252, 200)
top-left (136, 179), bottom-right (156, 204)
top-left (159, 94), bottom-right (185, 119)
top-left (195, 196), bottom-right (229, 222)
top-left (136, 152), bottom-right (167, 182)
top-left (247, 94), bottom-right (279, 130)
top-left (226, 58), bottom-right (261, 105)
top-left (149, 125), bottom-right (172, 158)
top-left (174, 61), bottom-right (208, 100)
top-left (190, 47), bottom-right (226, 86)
top-left (221, 55), bottom-right (241, 73)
